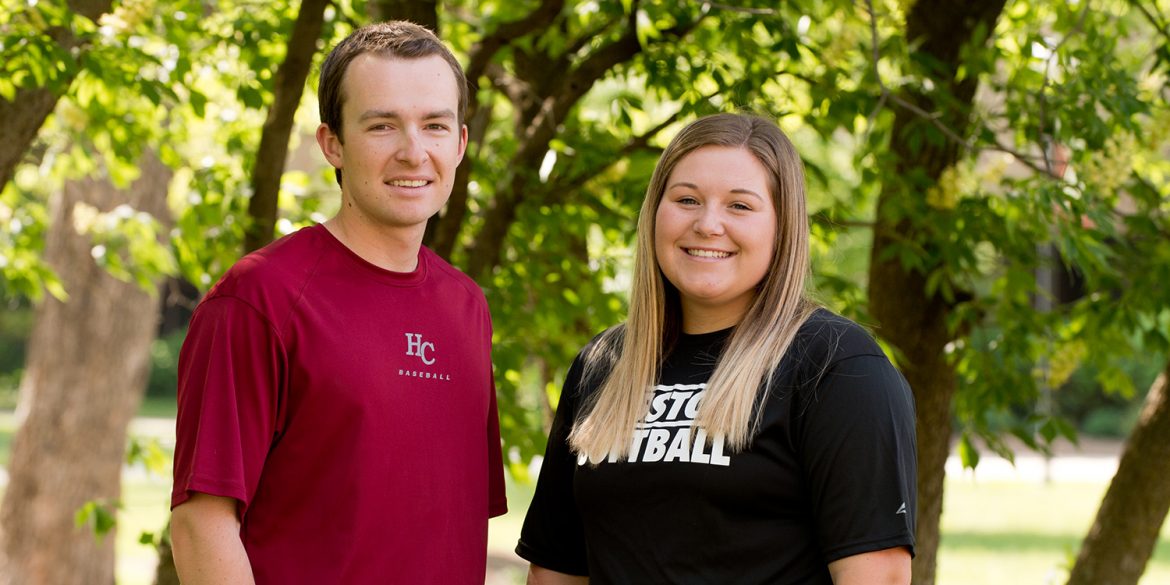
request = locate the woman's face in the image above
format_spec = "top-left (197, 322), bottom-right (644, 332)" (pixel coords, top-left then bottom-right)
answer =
top-left (654, 146), bottom-right (777, 332)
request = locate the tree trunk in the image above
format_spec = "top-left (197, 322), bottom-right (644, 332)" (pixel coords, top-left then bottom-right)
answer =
top-left (868, 233), bottom-right (955, 585)
top-left (867, 2), bottom-right (1007, 584)
top-left (244, 0), bottom-right (331, 253)
top-left (367, 0), bottom-right (438, 30)
top-left (0, 0), bottom-right (114, 191)
top-left (424, 0), bottom-right (565, 259)
top-left (1066, 364), bottom-right (1170, 585)
top-left (0, 151), bottom-right (172, 585)
top-left (151, 524), bottom-right (179, 585)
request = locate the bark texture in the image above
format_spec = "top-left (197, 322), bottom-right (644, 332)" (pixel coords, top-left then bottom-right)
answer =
top-left (244, 0), bottom-right (331, 253)
top-left (866, 2), bottom-right (1006, 584)
top-left (1066, 365), bottom-right (1170, 585)
top-left (0, 0), bottom-right (114, 191)
top-left (0, 151), bottom-right (172, 585)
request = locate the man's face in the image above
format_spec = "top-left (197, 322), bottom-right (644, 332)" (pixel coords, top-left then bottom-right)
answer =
top-left (317, 53), bottom-right (467, 237)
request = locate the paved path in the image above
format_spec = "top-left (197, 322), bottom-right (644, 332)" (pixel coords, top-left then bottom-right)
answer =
top-left (945, 436), bottom-right (1122, 483)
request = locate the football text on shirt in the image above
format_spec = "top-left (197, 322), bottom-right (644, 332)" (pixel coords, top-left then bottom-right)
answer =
top-left (578, 383), bottom-right (731, 467)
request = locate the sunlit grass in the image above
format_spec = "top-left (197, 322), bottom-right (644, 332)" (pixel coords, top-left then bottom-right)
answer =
top-left (937, 479), bottom-right (1170, 585)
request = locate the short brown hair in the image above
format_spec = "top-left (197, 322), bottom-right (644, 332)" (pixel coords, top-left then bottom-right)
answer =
top-left (318, 20), bottom-right (468, 141)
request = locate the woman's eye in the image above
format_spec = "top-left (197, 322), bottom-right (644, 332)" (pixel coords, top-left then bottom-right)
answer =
top-left (730, 202), bottom-right (752, 211)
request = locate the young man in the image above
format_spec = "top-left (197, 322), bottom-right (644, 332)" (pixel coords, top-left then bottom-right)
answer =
top-left (170, 22), bottom-right (507, 584)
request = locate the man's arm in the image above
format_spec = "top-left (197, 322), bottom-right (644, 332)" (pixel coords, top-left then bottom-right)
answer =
top-left (171, 493), bottom-right (257, 585)
top-left (827, 547), bottom-right (911, 585)
top-left (527, 564), bottom-right (589, 585)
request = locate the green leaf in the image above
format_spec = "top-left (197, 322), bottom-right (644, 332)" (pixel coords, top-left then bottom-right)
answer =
top-left (74, 500), bottom-right (118, 539)
top-left (957, 433), bottom-right (980, 469)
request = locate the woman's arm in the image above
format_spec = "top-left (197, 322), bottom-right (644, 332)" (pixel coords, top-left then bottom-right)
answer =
top-left (527, 564), bottom-right (589, 585)
top-left (827, 547), bottom-right (911, 585)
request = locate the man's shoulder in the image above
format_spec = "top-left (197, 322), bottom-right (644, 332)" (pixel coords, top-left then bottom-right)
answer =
top-left (202, 226), bottom-right (326, 314)
top-left (421, 246), bottom-right (487, 306)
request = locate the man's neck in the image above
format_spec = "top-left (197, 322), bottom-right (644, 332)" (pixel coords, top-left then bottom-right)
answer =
top-left (323, 215), bottom-right (424, 273)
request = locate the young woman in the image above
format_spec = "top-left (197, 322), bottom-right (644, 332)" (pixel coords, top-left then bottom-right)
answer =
top-left (516, 113), bottom-right (917, 584)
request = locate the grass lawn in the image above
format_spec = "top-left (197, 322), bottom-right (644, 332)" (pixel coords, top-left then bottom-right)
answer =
top-left (2, 405), bottom-right (1169, 584)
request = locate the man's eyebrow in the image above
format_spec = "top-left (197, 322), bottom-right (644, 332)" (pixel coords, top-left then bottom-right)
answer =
top-left (357, 109), bottom-right (457, 121)
top-left (666, 182), bottom-right (765, 201)
top-left (358, 110), bottom-right (397, 121)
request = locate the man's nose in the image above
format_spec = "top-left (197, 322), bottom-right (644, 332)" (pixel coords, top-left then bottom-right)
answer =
top-left (395, 129), bottom-right (427, 166)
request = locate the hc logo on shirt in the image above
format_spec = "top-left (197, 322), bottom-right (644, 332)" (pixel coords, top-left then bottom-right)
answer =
top-left (405, 333), bottom-right (435, 365)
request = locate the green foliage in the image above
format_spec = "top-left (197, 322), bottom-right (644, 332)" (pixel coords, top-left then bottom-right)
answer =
top-left (0, 0), bottom-right (93, 98)
top-left (75, 499), bottom-right (119, 539)
top-left (126, 436), bottom-right (169, 476)
top-left (72, 202), bottom-right (176, 293)
top-left (145, 329), bottom-right (184, 398)
top-left (0, 180), bottom-right (64, 302)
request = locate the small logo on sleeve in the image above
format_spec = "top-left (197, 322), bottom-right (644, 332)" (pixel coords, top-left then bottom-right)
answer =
top-left (896, 502), bottom-right (907, 515)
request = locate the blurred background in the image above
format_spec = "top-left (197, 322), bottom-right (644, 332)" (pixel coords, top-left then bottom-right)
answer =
top-left (1, 0), bottom-right (1169, 583)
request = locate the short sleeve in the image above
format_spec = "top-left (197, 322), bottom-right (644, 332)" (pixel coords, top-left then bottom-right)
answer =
top-left (171, 296), bottom-right (285, 515)
top-left (515, 356), bottom-right (590, 576)
top-left (486, 372), bottom-right (509, 517)
top-left (799, 354), bottom-right (917, 562)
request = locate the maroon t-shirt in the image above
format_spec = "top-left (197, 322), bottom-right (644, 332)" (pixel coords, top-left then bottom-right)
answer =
top-left (172, 224), bottom-right (507, 584)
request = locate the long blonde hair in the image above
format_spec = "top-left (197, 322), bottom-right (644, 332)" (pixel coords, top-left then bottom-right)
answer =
top-left (569, 113), bottom-right (817, 463)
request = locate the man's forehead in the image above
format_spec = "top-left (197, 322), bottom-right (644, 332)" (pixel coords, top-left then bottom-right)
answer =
top-left (339, 53), bottom-right (460, 111)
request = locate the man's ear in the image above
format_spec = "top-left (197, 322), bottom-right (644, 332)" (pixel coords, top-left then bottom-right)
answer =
top-left (316, 123), bottom-right (343, 170)
top-left (456, 124), bottom-right (468, 164)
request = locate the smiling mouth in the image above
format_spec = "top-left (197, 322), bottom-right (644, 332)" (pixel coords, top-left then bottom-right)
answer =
top-left (388, 179), bottom-right (430, 187)
top-left (685, 248), bottom-right (733, 259)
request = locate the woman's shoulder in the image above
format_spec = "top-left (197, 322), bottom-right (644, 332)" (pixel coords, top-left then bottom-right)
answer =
top-left (790, 308), bottom-right (888, 370)
top-left (562, 324), bottom-right (625, 400)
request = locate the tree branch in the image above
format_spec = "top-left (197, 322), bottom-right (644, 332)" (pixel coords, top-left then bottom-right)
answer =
top-left (483, 62), bottom-right (528, 105)
top-left (426, 0), bottom-right (565, 258)
top-left (564, 16), bottom-right (624, 58)
top-left (812, 212), bottom-right (875, 230)
top-left (1127, 0), bottom-right (1170, 47)
top-left (465, 0), bottom-right (566, 88)
top-left (862, 0), bottom-right (1071, 182)
top-left (464, 8), bottom-right (707, 281)
top-left (546, 101), bottom-right (697, 203)
top-left (244, 0), bottom-right (332, 253)
top-left (703, 2), bottom-right (777, 15)
top-left (1036, 5), bottom-right (1088, 177)
top-left (0, 0), bottom-right (116, 192)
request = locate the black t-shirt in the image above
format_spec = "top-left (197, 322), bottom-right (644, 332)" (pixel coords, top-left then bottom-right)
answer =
top-left (516, 309), bottom-right (917, 584)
